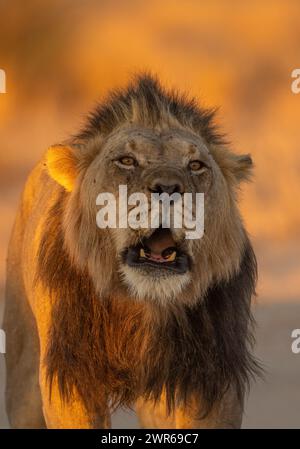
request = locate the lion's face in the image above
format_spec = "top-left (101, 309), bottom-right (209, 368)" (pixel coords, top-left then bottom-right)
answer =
top-left (47, 76), bottom-right (253, 306)
top-left (61, 124), bottom-right (249, 305)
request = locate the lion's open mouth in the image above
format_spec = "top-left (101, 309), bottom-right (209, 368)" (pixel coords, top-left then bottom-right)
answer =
top-left (122, 228), bottom-right (190, 274)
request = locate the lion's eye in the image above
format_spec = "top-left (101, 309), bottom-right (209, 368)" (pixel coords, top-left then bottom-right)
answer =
top-left (116, 156), bottom-right (137, 168)
top-left (188, 160), bottom-right (205, 172)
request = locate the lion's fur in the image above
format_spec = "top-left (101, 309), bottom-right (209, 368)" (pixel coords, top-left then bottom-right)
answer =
top-left (39, 195), bottom-right (258, 415)
top-left (5, 73), bottom-right (259, 428)
top-left (73, 73), bottom-right (224, 145)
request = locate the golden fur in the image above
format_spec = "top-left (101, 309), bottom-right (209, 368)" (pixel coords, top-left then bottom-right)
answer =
top-left (4, 74), bottom-right (259, 428)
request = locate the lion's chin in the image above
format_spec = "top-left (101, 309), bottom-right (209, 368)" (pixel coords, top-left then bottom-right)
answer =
top-left (119, 264), bottom-right (192, 303)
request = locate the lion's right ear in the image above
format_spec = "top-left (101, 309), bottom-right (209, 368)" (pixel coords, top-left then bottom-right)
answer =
top-left (210, 145), bottom-right (254, 185)
top-left (46, 145), bottom-right (78, 192)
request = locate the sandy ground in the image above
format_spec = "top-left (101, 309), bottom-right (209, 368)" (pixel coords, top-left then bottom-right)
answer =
top-left (0, 299), bottom-right (299, 429)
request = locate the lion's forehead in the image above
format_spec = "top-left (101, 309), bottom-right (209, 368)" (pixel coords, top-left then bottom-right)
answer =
top-left (103, 126), bottom-right (210, 163)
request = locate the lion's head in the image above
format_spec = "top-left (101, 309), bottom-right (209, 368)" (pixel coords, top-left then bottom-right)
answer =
top-left (46, 74), bottom-right (253, 306)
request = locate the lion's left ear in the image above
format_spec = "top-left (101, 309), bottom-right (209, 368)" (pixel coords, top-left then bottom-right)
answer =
top-left (228, 153), bottom-right (253, 183)
top-left (210, 146), bottom-right (253, 184)
top-left (46, 145), bottom-right (79, 191)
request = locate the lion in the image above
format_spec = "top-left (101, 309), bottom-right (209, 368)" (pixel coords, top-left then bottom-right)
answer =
top-left (4, 73), bottom-right (259, 429)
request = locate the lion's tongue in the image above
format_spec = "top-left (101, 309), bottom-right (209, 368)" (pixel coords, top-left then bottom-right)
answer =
top-left (144, 229), bottom-right (176, 262)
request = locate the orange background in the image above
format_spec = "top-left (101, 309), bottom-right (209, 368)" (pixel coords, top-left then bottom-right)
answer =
top-left (0, 0), bottom-right (299, 303)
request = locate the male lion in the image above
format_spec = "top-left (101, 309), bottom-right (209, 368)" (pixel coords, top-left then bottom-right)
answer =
top-left (4, 74), bottom-right (259, 429)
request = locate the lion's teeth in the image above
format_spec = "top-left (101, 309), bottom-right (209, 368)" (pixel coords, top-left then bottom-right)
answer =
top-left (140, 248), bottom-right (146, 258)
top-left (140, 247), bottom-right (176, 261)
top-left (165, 251), bottom-right (176, 262)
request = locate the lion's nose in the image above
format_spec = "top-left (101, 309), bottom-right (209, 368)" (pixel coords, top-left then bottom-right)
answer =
top-left (149, 180), bottom-right (184, 195)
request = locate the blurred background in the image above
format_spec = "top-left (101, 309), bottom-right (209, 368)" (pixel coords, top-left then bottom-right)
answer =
top-left (0, 0), bottom-right (299, 428)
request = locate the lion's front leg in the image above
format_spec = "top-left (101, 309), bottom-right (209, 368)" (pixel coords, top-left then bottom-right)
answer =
top-left (39, 363), bottom-right (111, 429)
top-left (136, 389), bottom-right (243, 429)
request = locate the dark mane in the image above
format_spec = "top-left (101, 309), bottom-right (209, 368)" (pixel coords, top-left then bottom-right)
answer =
top-left (36, 194), bottom-right (260, 418)
top-left (73, 73), bottom-right (225, 145)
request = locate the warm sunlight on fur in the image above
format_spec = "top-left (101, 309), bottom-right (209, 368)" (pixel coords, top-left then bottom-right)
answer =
top-left (4, 75), bottom-right (259, 429)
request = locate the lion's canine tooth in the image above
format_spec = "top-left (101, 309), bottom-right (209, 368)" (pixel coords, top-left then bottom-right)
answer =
top-left (165, 251), bottom-right (176, 262)
top-left (140, 248), bottom-right (146, 258)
